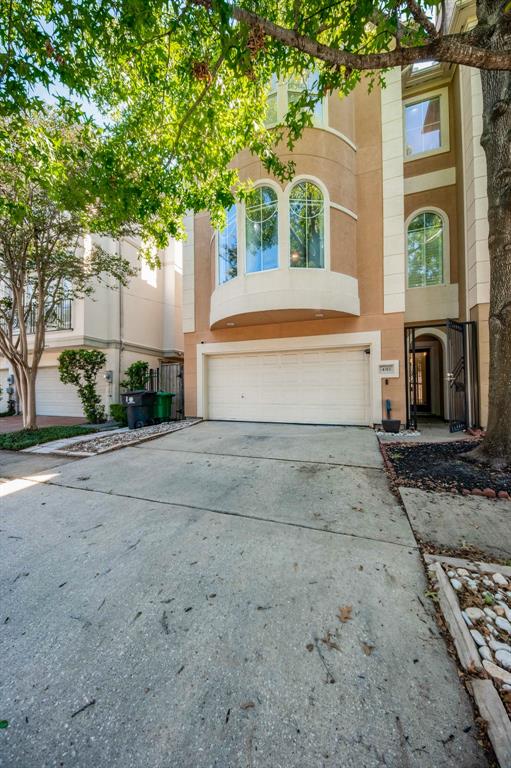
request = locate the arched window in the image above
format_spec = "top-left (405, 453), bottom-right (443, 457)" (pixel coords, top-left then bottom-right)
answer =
top-left (218, 205), bottom-right (237, 284)
top-left (289, 181), bottom-right (325, 269)
top-left (245, 186), bottom-right (279, 273)
top-left (407, 211), bottom-right (445, 288)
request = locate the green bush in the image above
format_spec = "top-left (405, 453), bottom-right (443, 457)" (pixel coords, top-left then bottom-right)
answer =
top-left (58, 349), bottom-right (107, 424)
top-left (121, 360), bottom-right (150, 391)
top-left (110, 403), bottom-right (128, 426)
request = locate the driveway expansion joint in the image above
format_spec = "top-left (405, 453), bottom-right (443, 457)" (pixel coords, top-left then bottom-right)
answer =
top-left (132, 445), bottom-right (385, 472)
top-left (40, 476), bottom-right (419, 551)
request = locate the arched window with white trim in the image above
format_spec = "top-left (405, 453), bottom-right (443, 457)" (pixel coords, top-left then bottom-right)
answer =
top-left (245, 186), bottom-right (279, 273)
top-left (289, 181), bottom-right (325, 269)
top-left (407, 210), bottom-right (445, 288)
top-left (218, 204), bottom-right (238, 284)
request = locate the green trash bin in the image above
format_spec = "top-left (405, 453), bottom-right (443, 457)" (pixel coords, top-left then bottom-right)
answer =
top-left (153, 392), bottom-right (175, 423)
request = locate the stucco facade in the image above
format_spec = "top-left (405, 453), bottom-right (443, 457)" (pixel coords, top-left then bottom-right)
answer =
top-left (0, 237), bottom-right (184, 418)
top-left (183, 55), bottom-right (490, 430)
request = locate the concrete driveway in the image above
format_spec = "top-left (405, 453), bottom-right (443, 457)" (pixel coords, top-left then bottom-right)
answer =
top-left (0, 422), bottom-right (487, 767)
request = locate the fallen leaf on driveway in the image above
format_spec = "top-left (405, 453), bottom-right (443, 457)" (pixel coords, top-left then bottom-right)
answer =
top-left (320, 631), bottom-right (340, 651)
top-left (240, 701), bottom-right (255, 710)
top-left (361, 642), bottom-right (375, 656)
top-left (337, 605), bottom-right (352, 623)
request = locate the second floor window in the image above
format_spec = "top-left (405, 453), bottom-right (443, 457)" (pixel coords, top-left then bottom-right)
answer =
top-left (265, 72), bottom-right (325, 127)
top-left (287, 72), bottom-right (324, 125)
top-left (404, 92), bottom-right (446, 158)
top-left (407, 211), bottom-right (445, 288)
top-left (218, 205), bottom-right (238, 284)
top-left (289, 181), bottom-right (325, 269)
top-left (245, 186), bottom-right (279, 273)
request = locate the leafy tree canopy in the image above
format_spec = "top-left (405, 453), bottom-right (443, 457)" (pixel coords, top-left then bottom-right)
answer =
top-left (1, 1), bottom-right (509, 247)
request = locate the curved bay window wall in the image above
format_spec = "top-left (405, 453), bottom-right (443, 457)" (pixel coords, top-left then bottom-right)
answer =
top-left (407, 211), bottom-right (445, 288)
top-left (216, 181), bottom-right (328, 283)
top-left (289, 181), bottom-right (325, 269)
top-left (245, 186), bottom-right (279, 273)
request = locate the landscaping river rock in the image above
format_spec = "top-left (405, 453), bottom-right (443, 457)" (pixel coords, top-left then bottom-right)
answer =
top-left (63, 419), bottom-right (201, 455)
top-left (445, 563), bottom-right (511, 715)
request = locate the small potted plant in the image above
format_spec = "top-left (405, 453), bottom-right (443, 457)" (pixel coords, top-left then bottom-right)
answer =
top-left (382, 399), bottom-right (401, 433)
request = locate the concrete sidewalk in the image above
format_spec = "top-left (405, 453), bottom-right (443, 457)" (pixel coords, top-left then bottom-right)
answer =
top-left (0, 421), bottom-right (488, 767)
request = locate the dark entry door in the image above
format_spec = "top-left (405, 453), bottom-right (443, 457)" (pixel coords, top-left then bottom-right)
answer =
top-left (412, 349), bottom-right (431, 413)
top-left (446, 319), bottom-right (468, 432)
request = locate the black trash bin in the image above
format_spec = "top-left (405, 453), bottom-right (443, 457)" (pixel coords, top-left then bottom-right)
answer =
top-left (123, 390), bottom-right (156, 429)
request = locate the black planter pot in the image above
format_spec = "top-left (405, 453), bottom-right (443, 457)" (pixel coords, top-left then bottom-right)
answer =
top-left (382, 419), bottom-right (401, 434)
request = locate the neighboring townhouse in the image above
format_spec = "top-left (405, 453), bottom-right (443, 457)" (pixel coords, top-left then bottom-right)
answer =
top-left (182, 5), bottom-right (489, 432)
top-left (0, 236), bottom-right (183, 418)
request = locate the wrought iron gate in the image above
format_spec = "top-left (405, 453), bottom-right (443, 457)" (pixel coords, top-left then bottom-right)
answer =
top-left (405, 321), bottom-right (479, 432)
top-left (446, 320), bottom-right (468, 432)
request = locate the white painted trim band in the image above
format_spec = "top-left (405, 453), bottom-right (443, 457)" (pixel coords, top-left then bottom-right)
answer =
top-left (330, 201), bottom-right (358, 220)
top-left (404, 167), bottom-right (456, 195)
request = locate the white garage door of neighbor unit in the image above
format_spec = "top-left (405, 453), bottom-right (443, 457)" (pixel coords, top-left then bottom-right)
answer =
top-left (207, 347), bottom-right (370, 425)
top-left (0, 369), bottom-right (8, 412)
top-left (36, 367), bottom-right (85, 417)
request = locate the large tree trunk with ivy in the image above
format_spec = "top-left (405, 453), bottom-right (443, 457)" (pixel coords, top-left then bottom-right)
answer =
top-left (467, 0), bottom-right (511, 467)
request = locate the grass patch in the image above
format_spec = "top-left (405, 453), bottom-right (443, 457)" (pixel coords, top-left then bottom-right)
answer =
top-left (0, 425), bottom-right (97, 451)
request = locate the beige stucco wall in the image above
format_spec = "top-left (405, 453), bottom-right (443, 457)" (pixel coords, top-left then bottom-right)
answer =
top-left (0, 234), bottom-right (184, 414)
top-left (183, 84), bottom-right (406, 424)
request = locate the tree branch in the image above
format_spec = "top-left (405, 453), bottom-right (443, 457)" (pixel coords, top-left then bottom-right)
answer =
top-left (231, 7), bottom-right (511, 70)
top-left (405, 0), bottom-right (439, 38)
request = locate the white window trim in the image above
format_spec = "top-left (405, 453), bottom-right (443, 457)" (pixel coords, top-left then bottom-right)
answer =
top-left (216, 176), bottom-right (340, 284)
top-left (284, 175), bottom-right (330, 271)
top-left (242, 179), bottom-right (282, 277)
top-left (405, 206), bottom-right (450, 289)
top-left (403, 86), bottom-right (450, 162)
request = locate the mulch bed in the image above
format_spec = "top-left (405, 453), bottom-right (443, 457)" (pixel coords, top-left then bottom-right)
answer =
top-left (381, 439), bottom-right (511, 497)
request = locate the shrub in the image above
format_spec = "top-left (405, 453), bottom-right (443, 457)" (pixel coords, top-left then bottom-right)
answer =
top-left (110, 403), bottom-right (128, 426)
top-left (58, 349), bottom-right (107, 423)
top-left (121, 360), bottom-right (150, 391)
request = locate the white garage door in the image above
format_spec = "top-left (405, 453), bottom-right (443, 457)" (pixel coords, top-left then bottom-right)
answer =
top-left (207, 347), bottom-right (370, 425)
top-left (36, 367), bottom-right (85, 417)
top-left (0, 369), bottom-right (8, 412)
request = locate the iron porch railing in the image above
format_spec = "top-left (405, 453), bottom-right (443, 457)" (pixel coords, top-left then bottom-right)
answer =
top-left (1, 299), bottom-right (72, 335)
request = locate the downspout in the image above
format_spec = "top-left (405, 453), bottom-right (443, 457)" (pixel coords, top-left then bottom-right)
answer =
top-left (117, 239), bottom-right (124, 402)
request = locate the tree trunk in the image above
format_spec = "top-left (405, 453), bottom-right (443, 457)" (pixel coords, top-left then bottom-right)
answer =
top-left (468, 0), bottom-right (511, 467)
top-left (11, 362), bottom-right (37, 430)
top-left (23, 370), bottom-right (37, 430)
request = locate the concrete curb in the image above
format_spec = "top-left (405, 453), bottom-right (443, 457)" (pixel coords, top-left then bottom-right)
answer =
top-left (45, 419), bottom-right (202, 458)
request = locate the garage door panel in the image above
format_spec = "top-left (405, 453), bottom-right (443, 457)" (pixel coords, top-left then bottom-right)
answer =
top-left (207, 347), bottom-right (370, 425)
top-left (36, 368), bottom-right (85, 417)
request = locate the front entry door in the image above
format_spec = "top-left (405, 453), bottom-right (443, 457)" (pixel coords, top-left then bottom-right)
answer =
top-left (411, 350), bottom-right (431, 413)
